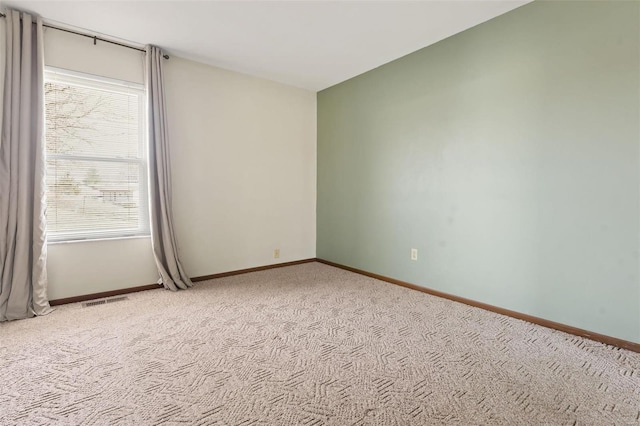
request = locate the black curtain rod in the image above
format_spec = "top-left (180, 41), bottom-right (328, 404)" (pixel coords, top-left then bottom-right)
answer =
top-left (0, 12), bottom-right (169, 59)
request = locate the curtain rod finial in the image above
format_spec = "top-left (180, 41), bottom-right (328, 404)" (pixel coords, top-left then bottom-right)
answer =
top-left (163, 54), bottom-right (170, 60)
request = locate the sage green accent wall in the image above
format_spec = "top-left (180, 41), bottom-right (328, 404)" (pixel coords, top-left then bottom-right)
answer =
top-left (317, 1), bottom-right (640, 342)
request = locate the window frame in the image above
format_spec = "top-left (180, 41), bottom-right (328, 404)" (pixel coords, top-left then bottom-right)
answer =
top-left (44, 67), bottom-right (150, 243)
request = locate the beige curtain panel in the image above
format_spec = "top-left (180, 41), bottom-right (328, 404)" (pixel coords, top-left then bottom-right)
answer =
top-left (146, 45), bottom-right (192, 291)
top-left (0, 10), bottom-right (52, 321)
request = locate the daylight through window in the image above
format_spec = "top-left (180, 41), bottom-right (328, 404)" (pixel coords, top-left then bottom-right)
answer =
top-left (45, 68), bottom-right (148, 241)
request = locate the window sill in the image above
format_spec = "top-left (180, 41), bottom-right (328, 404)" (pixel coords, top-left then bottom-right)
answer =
top-left (47, 234), bottom-right (151, 245)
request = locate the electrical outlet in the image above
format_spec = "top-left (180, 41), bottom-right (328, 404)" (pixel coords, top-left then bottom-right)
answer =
top-left (411, 248), bottom-right (418, 261)
top-left (274, 249), bottom-right (280, 259)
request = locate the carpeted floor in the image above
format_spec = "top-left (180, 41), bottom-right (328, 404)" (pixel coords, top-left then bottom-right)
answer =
top-left (2, 262), bottom-right (639, 425)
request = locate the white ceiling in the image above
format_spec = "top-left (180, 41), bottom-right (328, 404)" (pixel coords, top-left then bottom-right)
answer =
top-left (2, 1), bottom-right (531, 91)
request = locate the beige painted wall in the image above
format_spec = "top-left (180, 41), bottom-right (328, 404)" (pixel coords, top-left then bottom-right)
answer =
top-left (42, 28), bottom-right (316, 300)
top-left (164, 57), bottom-right (317, 277)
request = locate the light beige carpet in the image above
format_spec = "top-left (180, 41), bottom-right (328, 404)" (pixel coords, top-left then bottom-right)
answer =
top-left (1, 262), bottom-right (639, 425)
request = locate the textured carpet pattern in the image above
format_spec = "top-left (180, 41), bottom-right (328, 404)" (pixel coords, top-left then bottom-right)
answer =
top-left (2, 262), bottom-right (639, 425)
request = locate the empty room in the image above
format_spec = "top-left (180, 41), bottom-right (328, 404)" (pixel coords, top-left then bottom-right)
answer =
top-left (1, 0), bottom-right (639, 424)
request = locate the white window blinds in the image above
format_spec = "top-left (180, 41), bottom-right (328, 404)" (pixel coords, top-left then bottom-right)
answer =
top-left (45, 68), bottom-right (149, 242)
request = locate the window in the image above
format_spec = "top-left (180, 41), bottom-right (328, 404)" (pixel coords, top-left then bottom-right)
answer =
top-left (45, 68), bottom-right (148, 242)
